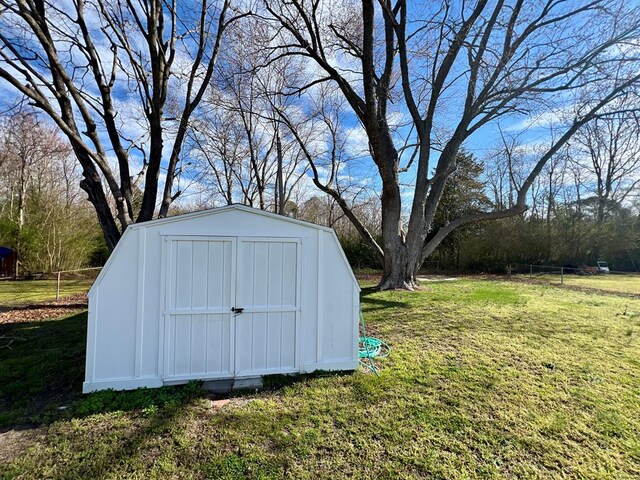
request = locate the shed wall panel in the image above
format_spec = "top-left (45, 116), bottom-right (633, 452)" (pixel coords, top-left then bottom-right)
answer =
top-left (86, 206), bottom-right (358, 392)
top-left (139, 237), bottom-right (162, 378)
top-left (321, 230), bottom-right (358, 363)
top-left (92, 229), bottom-right (138, 380)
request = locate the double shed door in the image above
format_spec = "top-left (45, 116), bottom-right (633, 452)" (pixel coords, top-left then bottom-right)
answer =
top-left (163, 236), bottom-right (300, 381)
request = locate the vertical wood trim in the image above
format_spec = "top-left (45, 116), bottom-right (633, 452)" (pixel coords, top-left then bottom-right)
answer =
top-left (87, 287), bottom-right (99, 381)
top-left (158, 237), bottom-right (170, 380)
top-left (353, 283), bottom-right (360, 363)
top-left (230, 238), bottom-right (238, 376)
top-left (295, 238), bottom-right (303, 372)
top-left (316, 230), bottom-right (323, 364)
top-left (134, 229), bottom-right (146, 378)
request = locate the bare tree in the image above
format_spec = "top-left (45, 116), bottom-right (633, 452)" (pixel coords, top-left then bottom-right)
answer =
top-left (261, 0), bottom-right (640, 289)
top-left (188, 18), bottom-right (310, 211)
top-left (573, 109), bottom-right (640, 223)
top-left (298, 193), bottom-right (382, 241)
top-left (0, 112), bottom-right (67, 232)
top-left (0, 1), bottom-right (243, 250)
top-left (274, 82), bottom-right (383, 262)
top-left (0, 110), bottom-right (99, 272)
top-left (0, 112), bottom-right (69, 270)
top-left (570, 102), bottom-right (640, 259)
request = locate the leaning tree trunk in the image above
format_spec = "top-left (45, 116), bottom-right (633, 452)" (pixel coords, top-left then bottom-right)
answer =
top-left (79, 169), bottom-right (121, 251)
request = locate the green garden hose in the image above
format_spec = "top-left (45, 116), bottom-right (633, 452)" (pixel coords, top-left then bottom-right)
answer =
top-left (359, 311), bottom-right (390, 375)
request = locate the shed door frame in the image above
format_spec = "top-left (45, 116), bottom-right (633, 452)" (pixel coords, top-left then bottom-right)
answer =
top-left (235, 236), bottom-right (303, 377)
top-left (161, 235), bottom-right (237, 382)
top-left (159, 234), bottom-right (302, 381)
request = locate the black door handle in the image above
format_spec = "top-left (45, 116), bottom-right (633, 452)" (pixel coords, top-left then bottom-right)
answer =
top-left (231, 307), bottom-right (244, 314)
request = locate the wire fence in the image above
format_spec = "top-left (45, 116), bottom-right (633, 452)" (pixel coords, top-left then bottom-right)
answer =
top-left (0, 267), bottom-right (101, 311)
top-left (505, 264), bottom-right (640, 294)
top-left (512, 264), bottom-right (630, 279)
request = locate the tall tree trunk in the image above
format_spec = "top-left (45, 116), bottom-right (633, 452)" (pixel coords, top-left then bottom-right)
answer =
top-left (18, 153), bottom-right (26, 231)
top-left (591, 195), bottom-right (607, 261)
top-left (375, 140), bottom-right (421, 290)
top-left (379, 240), bottom-right (414, 290)
top-left (15, 155), bottom-right (26, 278)
top-left (137, 117), bottom-right (164, 222)
top-left (276, 133), bottom-right (284, 215)
top-left (368, 117), bottom-right (420, 289)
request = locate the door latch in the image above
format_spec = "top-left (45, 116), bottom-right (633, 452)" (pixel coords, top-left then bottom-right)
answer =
top-left (231, 307), bottom-right (244, 314)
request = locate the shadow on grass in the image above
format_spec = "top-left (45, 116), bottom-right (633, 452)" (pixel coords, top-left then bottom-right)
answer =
top-left (260, 370), bottom-right (353, 391)
top-left (360, 287), bottom-right (412, 311)
top-left (0, 313), bottom-right (209, 431)
top-left (0, 312), bottom-right (357, 433)
top-left (1, 313), bottom-right (87, 429)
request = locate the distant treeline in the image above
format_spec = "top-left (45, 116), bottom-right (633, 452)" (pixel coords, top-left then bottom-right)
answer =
top-left (0, 114), bottom-right (107, 274)
top-left (330, 151), bottom-right (640, 273)
top-left (338, 210), bottom-right (639, 274)
top-left (1, 111), bottom-right (638, 275)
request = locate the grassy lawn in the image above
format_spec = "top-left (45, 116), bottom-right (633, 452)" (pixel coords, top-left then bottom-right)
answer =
top-left (0, 279), bottom-right (94, 307)
top-left (2, 278), bottom-right (640, 478)
top-left (523, 273), bottom-right (640, 295)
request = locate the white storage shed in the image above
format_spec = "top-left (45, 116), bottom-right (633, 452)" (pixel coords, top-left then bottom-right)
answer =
top-left (83, 205), bottom-right (360, 393)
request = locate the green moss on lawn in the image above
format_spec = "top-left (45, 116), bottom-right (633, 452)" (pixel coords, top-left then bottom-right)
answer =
top-left (2, 278), bottom-right (640, 479)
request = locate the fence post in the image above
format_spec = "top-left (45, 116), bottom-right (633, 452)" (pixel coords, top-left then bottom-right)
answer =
top-left (529, 265), bottom-right (533, 279)
top-left (56, 271), bottom-right (61, 301)
top-left (561, 267), bottom-right (564, 285)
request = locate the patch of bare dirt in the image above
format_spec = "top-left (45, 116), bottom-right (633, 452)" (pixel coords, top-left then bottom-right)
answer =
top-left (0, 296), bottom-right (87, 325)
top-left (416, 275), bottom-right (459, 282)
top-left (355, 273), bottom-right (381, 282)
top-left (209, 398), bottom-right (231, 408)
top-left (0, 426), bottom-right (46, 463)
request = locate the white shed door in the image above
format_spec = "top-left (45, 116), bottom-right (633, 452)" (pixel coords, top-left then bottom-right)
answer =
top-left (163, 237), bottom-right (299, 380)
top-left (164, 238), bottom-right (235, 380)
top-left (235, 239), bottom-right (299, 376)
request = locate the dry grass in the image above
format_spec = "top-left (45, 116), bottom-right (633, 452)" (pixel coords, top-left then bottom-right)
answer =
top-left (520, 273), bottom-right (640, 295)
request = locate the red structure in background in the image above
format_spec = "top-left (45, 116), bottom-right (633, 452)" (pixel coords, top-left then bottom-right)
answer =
top-left (0, 247), bottom-right (16, 277)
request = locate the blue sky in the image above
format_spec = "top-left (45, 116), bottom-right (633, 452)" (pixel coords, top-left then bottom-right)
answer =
top-left (1, 0), bottom-right (638, 215)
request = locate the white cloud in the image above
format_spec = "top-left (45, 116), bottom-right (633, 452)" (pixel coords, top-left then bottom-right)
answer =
top-left (504, 105), bottom-right (575, 132)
